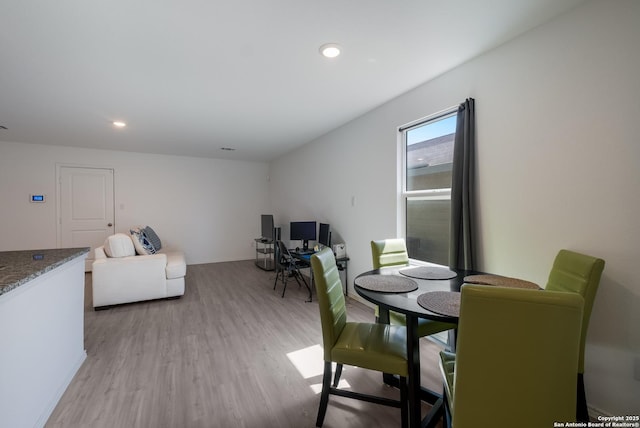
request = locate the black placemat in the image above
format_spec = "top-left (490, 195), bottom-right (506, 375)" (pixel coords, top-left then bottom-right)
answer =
top-left (399, 266), bottom-right (457, 280)
top-left (417, 291), bottom-right (461, 317)
top-left (464, 274), bottom-right (541, 290)
top-left (354, 274), bottom-right (418, 293)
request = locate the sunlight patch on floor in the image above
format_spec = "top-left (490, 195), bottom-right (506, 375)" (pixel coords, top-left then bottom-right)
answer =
top-left (287, 344), bottom-right (324, 379)
top-left (310, 379), bottom-right (351, 394)
top-left (287, 344), bottom-right (351, 394)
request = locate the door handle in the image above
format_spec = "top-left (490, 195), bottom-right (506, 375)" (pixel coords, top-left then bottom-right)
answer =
top-left (107, 223), bottom-right (113, 227)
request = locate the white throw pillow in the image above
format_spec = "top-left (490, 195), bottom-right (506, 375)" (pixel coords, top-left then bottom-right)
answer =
top-left (130, 226), bottom-right (157, 255)
top-left (103, 233), bottom-right (136, 258)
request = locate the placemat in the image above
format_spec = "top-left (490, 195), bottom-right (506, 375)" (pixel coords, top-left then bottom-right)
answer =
top-left (399, 266), bottom-right (457, 280)
top-left (417, 291), bottom-right (461, 317)
top-left (354, 275), bottom-right (418, 293)
top-left (463, 274), bottom-right (541, 290)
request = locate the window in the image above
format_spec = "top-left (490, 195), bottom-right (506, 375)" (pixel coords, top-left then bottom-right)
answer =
top-left (400, 110), bottom-right (457, 265)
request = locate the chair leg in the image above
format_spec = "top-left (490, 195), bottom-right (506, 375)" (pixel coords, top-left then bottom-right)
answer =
top-left (577, 373), bottom-right (589, 422)
top-left (316, 361), bottom-right (332, 427)
top-left (443, 393), bottom-right (452, 428)
top-left (332, 363), bottom-right (343, 387)
top-left (293, 267), bottom-right (312, 302)
top-left (281, 271), bottom-right (288, 298)
top-left (399, 375), bottom-right (408, 428)
top-left (292, 269), bottom-right (303, 288)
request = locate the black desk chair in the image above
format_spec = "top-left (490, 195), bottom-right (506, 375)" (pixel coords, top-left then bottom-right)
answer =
top-left (273, 240), bottom-right (309, 298)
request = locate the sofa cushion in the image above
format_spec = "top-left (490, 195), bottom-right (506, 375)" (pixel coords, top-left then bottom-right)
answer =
top-left (103, 233), bottom-right (136, 258)
top-left (165, 252), bottom-right (187, 279)
top-left (130, 227), bottom-right (157, 255)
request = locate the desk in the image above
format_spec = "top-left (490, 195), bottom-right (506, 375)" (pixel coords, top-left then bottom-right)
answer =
top-left (354, 264), bottom-right (478, 428)
top-left (290, 251), bottom-right (350, 296)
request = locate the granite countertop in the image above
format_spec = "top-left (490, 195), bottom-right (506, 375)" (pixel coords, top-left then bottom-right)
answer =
top-left (0, 248), bottom-right (90, 296)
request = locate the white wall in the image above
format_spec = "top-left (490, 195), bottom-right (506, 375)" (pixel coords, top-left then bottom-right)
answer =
top-left (269, 0), bottom-right (640, 416)
top-left (0, 141), bottom-right (270, 264)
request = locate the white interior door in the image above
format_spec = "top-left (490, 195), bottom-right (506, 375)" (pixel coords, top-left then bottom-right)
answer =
top-left (59, 166), bottom-right (115, 271)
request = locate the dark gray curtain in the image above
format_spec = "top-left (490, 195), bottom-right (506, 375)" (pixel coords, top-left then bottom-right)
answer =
top-left (449, 98), bottom-right (476, 270)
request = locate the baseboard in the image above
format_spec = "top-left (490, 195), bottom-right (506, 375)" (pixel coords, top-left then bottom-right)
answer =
top-left (346, 293), bottom-right (374, 310)
top-left (588, 405), bottom-right (611, 421)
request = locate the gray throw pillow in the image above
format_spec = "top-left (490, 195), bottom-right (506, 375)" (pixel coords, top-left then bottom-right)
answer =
top-left (144, 226), bottom-right (162, 251)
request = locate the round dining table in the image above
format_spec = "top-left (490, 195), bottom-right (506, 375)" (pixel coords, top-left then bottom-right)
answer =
top-left (354, 263), bottom-right (480, 428)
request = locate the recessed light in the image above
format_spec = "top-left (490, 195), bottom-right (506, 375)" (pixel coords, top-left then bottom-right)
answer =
top-left (319, 43), bottom-right (341, 58)
top-left (112, 121), bottom-right (126, 128)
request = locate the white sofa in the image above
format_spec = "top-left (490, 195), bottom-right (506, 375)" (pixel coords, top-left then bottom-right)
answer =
top-left (92, 232), bottom-right (186, 309)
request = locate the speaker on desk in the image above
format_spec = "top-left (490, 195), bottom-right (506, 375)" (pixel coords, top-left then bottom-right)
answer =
top-left (332, 243), bottom-right (346, 259)
top-left (274, 227), bottom-right (281, 241)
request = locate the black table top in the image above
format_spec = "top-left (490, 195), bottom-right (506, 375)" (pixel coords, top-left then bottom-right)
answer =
top-left (354, 264), bottom-right (479, 323)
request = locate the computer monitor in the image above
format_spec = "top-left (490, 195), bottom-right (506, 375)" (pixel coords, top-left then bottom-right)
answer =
top-left (261, 214), bottom-right (274, 241)
top-left (319, 223), bottom-right (331, 248)
top-left (290, 221), bottom-right (316, 251)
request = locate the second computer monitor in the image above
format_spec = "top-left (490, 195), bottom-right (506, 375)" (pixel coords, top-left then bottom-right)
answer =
top-left (290, 221), bottom-right (316, 252)
top-left (319, 223), bottom-right (331, 248)
top-left (261, 214), bottom-right (274, 241)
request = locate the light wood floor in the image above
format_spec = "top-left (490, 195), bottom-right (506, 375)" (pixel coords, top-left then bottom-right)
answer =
top-left (46, 260), bottom-right (445, 428)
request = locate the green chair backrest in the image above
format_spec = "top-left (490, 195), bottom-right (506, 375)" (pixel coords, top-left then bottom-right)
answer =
top-left (311, 248), bottom-right (347, 361)
top-left (545, 249), bottom-right (605, 373)
top-left (371, 239), bottom-right (409, 269)
top-left (453, 285), bottom-right (584, 428)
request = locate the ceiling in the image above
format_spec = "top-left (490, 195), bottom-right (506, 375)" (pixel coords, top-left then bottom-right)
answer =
top-left (0, 0), bottom-right (586, 162)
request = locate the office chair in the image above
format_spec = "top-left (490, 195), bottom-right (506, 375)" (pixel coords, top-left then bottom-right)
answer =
top-left (273, 240), bottom-right (309, 298)
top-left (371, 239), bottom-right (457, 339)
top-left (439, 285), bottom-right (584, 428)
top-left (310, 248), bottom-right (409, 427)
top-left (545, 249), bottom-right (605, 422)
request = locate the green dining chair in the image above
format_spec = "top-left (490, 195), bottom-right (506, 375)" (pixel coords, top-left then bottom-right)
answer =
top-left (439, 285), bottom-right (584, 428)
top-left (310, 248), bottom-right (409, 428)
top-left (371, 239), bottom-right (457, 339)
top-left (545, 249), bottom-right (605, 422)
top-left (371, 238), bottom-right (411, 270)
